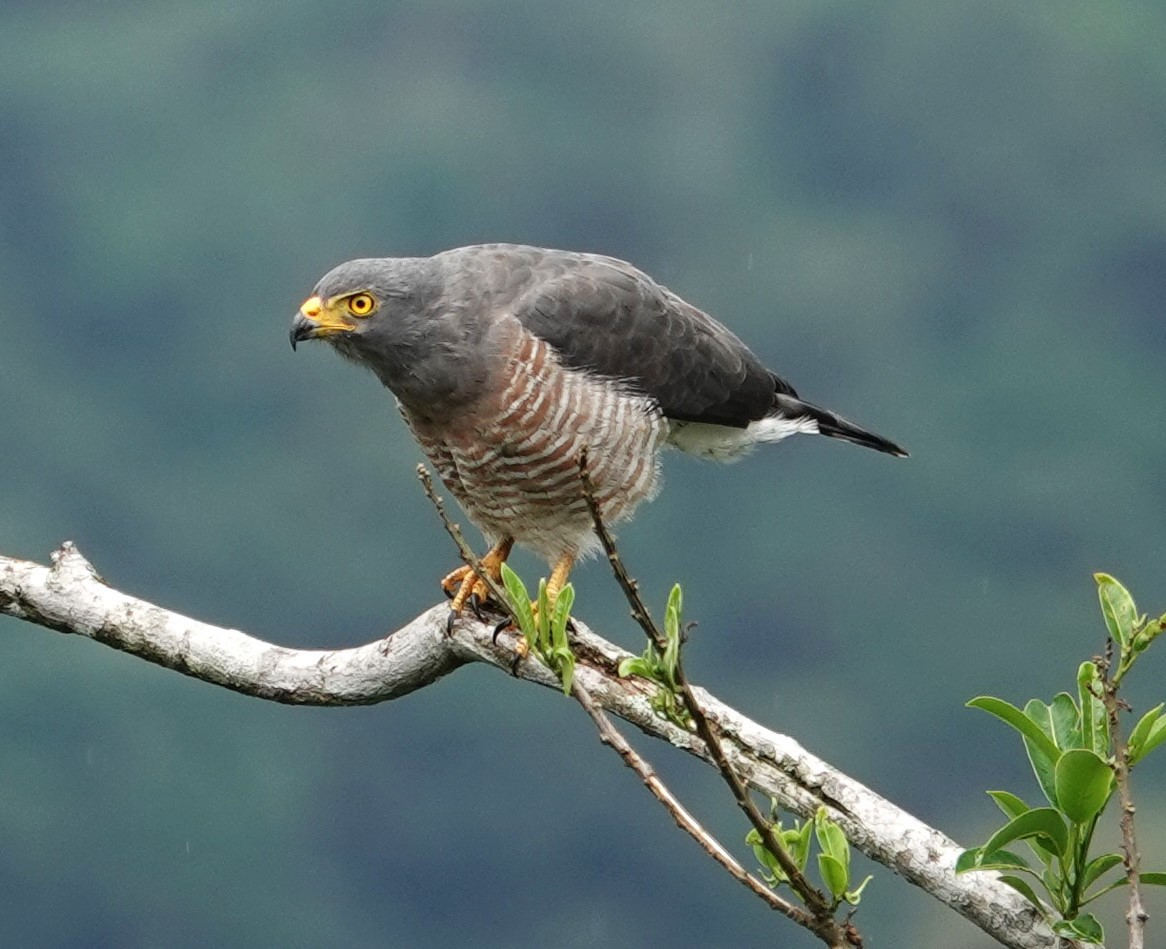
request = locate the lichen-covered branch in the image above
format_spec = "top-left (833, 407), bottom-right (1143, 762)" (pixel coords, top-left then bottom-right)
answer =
top-left (1, 542), bottom-right (1074, 949)
top-left (0, 542), bottom-right (463, 704)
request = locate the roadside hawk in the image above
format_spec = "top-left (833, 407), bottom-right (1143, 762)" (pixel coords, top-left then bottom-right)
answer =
top-left (290, 243), bottom-right (906, 618)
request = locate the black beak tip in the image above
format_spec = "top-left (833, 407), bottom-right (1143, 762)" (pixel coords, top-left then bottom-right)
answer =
top-left (290, 316), bottom-right (313, 351)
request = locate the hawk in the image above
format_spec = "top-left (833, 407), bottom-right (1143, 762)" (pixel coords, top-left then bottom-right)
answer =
top-left (290, 244), bottom-right (906, 618)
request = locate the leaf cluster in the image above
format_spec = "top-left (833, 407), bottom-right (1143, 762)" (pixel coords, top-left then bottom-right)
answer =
top-left (746, 805), bottom-right (871, 909)
top-left (1097, 572), bottom-right (1166, 686)
top-left (500, 563), bottom-right (576, 695)
top-left (616, 584), bottom-right (693, 729)
top-left (958, 575), bottom-right (1166, 943)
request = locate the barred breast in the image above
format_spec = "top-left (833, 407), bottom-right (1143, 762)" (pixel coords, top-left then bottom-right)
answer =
top-left (403, 325), bottom-right (666, 563)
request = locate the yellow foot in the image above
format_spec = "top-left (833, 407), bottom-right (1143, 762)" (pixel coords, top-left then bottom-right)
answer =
top-left (443, 538), bottom-right (514, 630)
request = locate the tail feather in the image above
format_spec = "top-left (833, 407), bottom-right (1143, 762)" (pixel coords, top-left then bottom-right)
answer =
top-left (772, 394), bottom-right (908, 458)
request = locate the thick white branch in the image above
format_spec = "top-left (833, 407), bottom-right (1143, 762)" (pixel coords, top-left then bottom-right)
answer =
top-left (1, 543), bottom-right (1078, 949)
top-left (0, 542), bottom-right (461, 703)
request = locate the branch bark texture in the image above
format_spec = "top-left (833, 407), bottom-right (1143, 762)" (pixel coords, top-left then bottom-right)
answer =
top-left (1, 543), bottom-right (1078, 949)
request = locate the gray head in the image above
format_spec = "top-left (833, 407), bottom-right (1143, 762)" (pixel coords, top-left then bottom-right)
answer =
top-left (290, 256), bottom-right (493, 416)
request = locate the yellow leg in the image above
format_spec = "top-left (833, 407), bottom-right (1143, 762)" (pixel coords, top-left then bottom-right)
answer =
top-left (511, 551), bottom-right (576, 661)
top-left (444, 536), bottom-right (514, 616)
top-left (528, 551), bottom-right (576, 623)
top-left (545, 552), bottom-right (575, 609)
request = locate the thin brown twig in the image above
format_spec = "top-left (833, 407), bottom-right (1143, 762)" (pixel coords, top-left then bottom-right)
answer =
top-left (572, 680), bottom-right (811, 923)
top-left (577, 451), bottom-right (852, 947)
top-left (416, 464), bottom-right (515, 626)
top-left (1101, 671), bottom-right (1147, 949)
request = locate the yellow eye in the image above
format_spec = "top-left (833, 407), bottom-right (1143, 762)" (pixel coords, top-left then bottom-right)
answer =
top-left (345, 293), bottom-right (376, 317)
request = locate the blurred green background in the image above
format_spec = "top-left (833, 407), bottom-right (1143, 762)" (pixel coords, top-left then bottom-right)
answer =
top-left (4, 1), bottom-right (1166, 946)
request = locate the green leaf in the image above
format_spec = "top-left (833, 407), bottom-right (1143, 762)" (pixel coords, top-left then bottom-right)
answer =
top-left (958, 848), bottom-right (1034, 873)
top-left (982, 807), bottom-right (1069, 858)
top-left (550, 583), bottom-right (575, 650)
top-left (1080, 852), bottom-right (1123, 893)
top-left (1023, 699), bottom-right (1064, 806)
top-left (791, 819), bottom-right (814, 871)
top-left (664, 583), bottom-right (682, 642)
top-left (814, 810), bottom-right (849, 870)
top-left (1041, 693), bottom-right (1082, 750)
top-left (1096, 572), bottom-right (1137, 650)
top-left (987, 792), bottom-right (1057, 866)
top-left (1128, 704), bottom-right (1166, 766)
top-left (746, 828), bottom-right (788, 884)
top-left (747, 817), bottom-right (818, 887)
top-left (1040, 862), bottom-right (1067, 911)
top-left (749, 846), bottom-right (784, 883)
top-left (1054, 749), bottom-right (1114, 823)
top-left (536, 578), bottom-right (551, 647)
top-left (661, 586), bottom-right (683, 690)
top-left (1085, 870), bottom-right (1166, 905)
top-left (844, 874), bottom-right (873, 905)
top-left (661, 636), bottom-right (680, 691)
top-left (500, 563), bottom-right (535, 637)
top-left (556, 650), bottom-right (575, 696)
top-left (618, 656), bottom-right (648, 678)
top-left (998, 874), bottom-right (1048, 911)
top-left (987, 790), bottom-right (1031, 818)
top-left (1132, 614), bottom-right (1166, 655)
top-left (1081, 876), bottom-right (1128, 904)
top-left (817, 853), bottom-right (847, 899)
top-left (1077, 662), bottom-right (1109, 756)
top-left (1053, 912), bottom-right (1104, 943)
top-left (968, 697), bottom-right (1062, 766)
top-left (955, 847), bottom-right (982, 874)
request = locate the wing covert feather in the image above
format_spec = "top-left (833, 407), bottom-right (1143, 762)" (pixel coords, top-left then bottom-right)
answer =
top-left (511, 259), bottom-right (789, 427)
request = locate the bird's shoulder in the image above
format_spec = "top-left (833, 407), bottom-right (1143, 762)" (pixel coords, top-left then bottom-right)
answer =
top-left (436, 245), bottom-right (786, 428)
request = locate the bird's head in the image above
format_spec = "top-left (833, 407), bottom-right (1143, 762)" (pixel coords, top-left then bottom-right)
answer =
top-left (289, 255), bottom-right (487, 413)
top-left (289, 258), bottom-right (413, 353)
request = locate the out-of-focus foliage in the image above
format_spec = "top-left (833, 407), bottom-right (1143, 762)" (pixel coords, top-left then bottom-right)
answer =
top-left (3, 1), bottom-right (1166, 946)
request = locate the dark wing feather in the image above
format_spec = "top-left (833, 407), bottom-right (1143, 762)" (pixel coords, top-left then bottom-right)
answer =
top-left (511, 255), bottom-right (790, 428)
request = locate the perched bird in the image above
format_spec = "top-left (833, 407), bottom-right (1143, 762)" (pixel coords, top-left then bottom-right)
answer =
top-left (290, 243), bottom-right (906, 618)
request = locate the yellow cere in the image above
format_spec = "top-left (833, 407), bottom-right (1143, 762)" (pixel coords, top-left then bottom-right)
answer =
top-left (299, 296), bottom-right (323, 318)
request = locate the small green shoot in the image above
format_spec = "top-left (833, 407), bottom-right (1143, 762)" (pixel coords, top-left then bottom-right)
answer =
top-left (617, 584), bottom-right (692, 729)
top-left (499, 563), bottom-right (576, 695)
top-left (746, 805), bottom-right (871, 909)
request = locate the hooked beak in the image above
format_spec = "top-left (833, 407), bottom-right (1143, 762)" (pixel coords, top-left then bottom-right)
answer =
top-left (289, 296), bottom-right (354, 350)
top-left (289, 312), bottom-right (313, 350)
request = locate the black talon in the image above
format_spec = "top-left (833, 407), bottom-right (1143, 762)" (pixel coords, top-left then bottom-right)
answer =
top-left (492, 618), bottom-right (512, 644)
top-left (469, 593), bottom-right (486, 622)
top-left (445, 610), bottom-right (459, 636)
top-left (442, 585), bottom-right (455, 600)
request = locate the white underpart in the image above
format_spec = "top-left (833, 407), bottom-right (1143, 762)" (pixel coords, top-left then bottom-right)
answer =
top-left (667, 415), bottom-right (820, 461)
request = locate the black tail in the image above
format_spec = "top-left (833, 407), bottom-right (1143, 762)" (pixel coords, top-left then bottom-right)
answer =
top-left (773, 394), bottom-right (908, 458)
